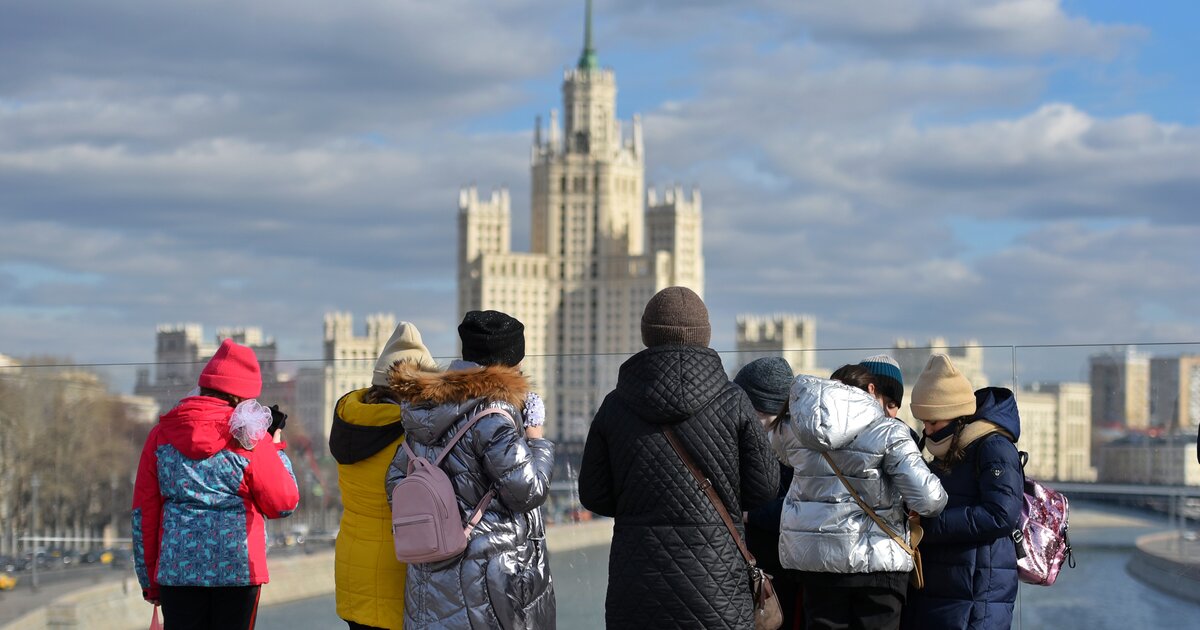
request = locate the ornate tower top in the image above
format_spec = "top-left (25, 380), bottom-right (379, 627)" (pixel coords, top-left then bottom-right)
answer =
top-left (577, 0), bottom-right (598, 70)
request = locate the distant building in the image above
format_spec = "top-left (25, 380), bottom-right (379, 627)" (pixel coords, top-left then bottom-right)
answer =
top-left (1089, 349), bottom-right (1150, 430)
top-left (893, 338), bottom-right (988, 390)
top-left (295, 312), bottom-right (396, 441)
top-left (117, 394), bottom-right (161, 424)
top-left (1018, 383), bottom-right (1096, 482)
top-left (456, 3), bottom-right (703, 442)
top-left (1097, 434), bottom-right (1200, 486)
top-left (734, 314), bottom-right (820, 376)
top-left (1149, 354), bottom-right (1200, 432)
top-left (134, 324), bottom-right (287, 418)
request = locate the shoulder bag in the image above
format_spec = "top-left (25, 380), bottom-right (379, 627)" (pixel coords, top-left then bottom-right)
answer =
top-left (821, 452), bottom-right (924, 589)
top-left (664, 426), bottom-right (784, 630)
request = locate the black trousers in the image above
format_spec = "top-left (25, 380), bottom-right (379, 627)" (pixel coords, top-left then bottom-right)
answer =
top-left (159, 585), bottom-right (261, 630)
top-left (345, 622), bottom-right (387, 630)
top-left (801, 584), bottom-right (903, 630)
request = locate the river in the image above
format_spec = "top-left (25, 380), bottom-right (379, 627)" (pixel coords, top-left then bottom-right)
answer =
top-left (258, 502), bottom-right (1200, 629)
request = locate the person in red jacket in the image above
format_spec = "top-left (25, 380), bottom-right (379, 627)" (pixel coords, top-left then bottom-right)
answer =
top-left (132, 339), bottom-right (300, 630)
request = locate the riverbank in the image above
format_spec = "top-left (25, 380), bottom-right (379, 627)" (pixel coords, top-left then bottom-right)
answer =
top-left (1128, 531), bottom-right (1200, 605)
top-left (0, 520), bottom-right (613, 630)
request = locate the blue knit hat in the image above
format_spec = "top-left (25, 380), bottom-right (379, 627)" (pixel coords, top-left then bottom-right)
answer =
top-left (860, 354), bottom-right (903, 405)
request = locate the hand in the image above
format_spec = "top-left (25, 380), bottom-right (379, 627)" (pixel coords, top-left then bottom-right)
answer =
top-left (268, 404), bottom-right (288, 436)
top-left (525, 425), bottom-right (544, 440)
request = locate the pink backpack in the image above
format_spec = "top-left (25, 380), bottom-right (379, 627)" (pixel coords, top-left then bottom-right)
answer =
top-left (391, 406), bottom-right (513, 564)
top-left (1012, 452), bottom-right (1075, 586)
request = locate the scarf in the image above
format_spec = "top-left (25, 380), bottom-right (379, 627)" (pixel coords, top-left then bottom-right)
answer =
top-left (927, 419), bottom-right (1011, 460)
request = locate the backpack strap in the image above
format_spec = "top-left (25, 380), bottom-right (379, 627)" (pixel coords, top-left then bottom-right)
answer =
top-left (431, 406), bottom-right (515, 531)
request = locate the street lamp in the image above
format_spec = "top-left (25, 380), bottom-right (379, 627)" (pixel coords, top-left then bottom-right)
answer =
top-left (30, 473), bottom-right (40, 592)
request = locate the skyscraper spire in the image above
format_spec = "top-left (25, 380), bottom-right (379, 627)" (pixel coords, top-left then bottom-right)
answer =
top-left (577, 0), bottom-right (598, 70)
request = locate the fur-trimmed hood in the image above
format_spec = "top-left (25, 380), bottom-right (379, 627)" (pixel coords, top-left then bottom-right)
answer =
top-left (388, 362), bottom-right (530, 444)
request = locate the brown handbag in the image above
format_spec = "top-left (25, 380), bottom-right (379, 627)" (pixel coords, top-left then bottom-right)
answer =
top-left (821, 453), bottom-right (924, 589)
top-left (664, 427), bottom-right (784, 630)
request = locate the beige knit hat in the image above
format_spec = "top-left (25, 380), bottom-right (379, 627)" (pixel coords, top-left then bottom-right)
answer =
top-left (909, 354), bottom-right (976, 421)
top-left (372, 321), bottom-right (438, 386)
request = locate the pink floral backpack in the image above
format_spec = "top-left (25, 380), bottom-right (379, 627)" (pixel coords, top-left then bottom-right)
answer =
top-left (1012, 451), bottom-right (1076, 586)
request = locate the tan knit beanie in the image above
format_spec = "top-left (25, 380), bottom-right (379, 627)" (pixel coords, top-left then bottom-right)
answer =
top-left (372, 322), bottom-right (438, 386)
top-left (909, 354), bottom-right (976, 421)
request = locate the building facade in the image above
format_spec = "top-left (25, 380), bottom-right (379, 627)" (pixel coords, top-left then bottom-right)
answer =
top-left (457, 5), bottom-right (703, 442)
top-left (734, 314), bottom-right (819, 376)
top-left (295, 312), bottom-right (397, 441)
top-left (1089, 348), bottom-right (1150, 430)
top-left (134, 324), bottom-right (284, 416)
top-left (1149, 354), bottom-right (1200, 432)
top-left (1097, 434), bottom-right (1200, 486)
top-left (1018, 383), bottom-right (1096, 482)
top-left (892, 337), bottom-right (988, 390)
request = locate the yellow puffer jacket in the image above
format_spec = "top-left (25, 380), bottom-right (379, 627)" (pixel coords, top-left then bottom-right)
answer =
top-left (330, 389), bottom-right (407, 629)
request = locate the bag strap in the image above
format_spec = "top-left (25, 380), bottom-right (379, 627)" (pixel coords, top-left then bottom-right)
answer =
top-left (403, 406), bottom-right (513, 531)
top-left (435, 406), bottom-right (515, 466)
top-left (663, 426), bottom-right (756, 568)
top-left (821, 452), bottom-right (914, 557)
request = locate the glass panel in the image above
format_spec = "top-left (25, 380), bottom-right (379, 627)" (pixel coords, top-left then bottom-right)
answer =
top-left (4, 345), bottom-right (1200, 627)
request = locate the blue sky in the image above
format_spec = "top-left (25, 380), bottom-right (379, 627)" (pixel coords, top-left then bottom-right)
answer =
top-left (1, 0), bottom-right (1199, 389)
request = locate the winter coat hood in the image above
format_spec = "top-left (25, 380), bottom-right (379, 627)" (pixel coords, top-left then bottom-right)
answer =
top-left (790, 374), bottom-right (886, 452)
top-left (975, 387), bottom-right (1021, 442)
top-left (389, 362), bottom-right (529, 444)
top-left (615, 345), bottom-right (730, 424)
top-left (329, 389), bottom-right (405, 465)
top-left (157, 396), bottom-right (237, 459)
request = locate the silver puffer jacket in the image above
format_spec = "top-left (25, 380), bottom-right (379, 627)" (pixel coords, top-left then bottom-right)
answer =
top-left (771, 375), bottom-right (947, 575)
top-left (385, 362), bottom-right (555, 630)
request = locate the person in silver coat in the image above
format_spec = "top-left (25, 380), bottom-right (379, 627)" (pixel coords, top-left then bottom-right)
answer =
top-left (772, 367), bottom-right (948, 630)
top-left (385, 311), bottom-right (555, 630)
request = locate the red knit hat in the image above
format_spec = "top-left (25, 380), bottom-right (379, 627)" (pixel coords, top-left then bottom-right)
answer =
top-left (198, 338), bottom-right (262, 399)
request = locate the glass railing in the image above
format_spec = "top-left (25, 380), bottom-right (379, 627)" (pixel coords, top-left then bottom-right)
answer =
top-left (2, 343), bottom-right (1199, 629)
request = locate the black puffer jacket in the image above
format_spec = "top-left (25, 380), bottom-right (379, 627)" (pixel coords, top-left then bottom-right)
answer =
top-left (579, 345), bottom-right (780, 629)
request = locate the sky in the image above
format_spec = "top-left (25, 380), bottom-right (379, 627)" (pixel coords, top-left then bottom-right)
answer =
top-left (2, 0), bottom-right (1199, 388)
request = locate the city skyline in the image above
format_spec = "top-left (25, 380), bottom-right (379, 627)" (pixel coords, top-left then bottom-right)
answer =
top-left (2, 1), bottom-right (1200, 376)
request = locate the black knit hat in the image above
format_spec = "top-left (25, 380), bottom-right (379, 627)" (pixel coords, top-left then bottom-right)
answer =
top-left (734, 357), bottom-right (794, 415)
top-left (458, 310), bottom-right (525, 367)
top-left (641, 286), bottom-right (711, 347)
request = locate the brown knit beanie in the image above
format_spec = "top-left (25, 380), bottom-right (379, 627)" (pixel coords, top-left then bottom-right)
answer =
top-left (641, 286), bottom-right (711, 348)
top-left (910, 354), bottom-right (976, 421)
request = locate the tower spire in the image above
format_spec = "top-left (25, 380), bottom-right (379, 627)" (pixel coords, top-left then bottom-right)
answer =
top-left (577, 0), bottom-right (598, 70)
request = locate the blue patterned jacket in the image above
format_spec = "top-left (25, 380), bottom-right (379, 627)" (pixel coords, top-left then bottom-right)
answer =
top-left (132, 396), bottom-right (299, 600)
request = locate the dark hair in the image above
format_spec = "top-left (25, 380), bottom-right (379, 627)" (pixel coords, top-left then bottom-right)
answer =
top-left (199, 387), bottom-right (242, 407)
top-left (934, 415), bottom-right (977, 471)
top-left (363, 385), bottom-right (399, 405)
top-left (764, 399), bottom-right (790, 433)
top-left (830, 364), bottom-right (876, 394)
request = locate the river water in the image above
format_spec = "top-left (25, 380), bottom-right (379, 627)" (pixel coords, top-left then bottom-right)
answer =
top-left (259, 502), bottom-right (1200, 630)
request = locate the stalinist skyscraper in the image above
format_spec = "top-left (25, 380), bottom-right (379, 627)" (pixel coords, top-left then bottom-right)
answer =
top-left (458, 0), bottom-right (704, 442)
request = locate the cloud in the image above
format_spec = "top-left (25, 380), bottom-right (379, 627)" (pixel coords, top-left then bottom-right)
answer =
top-left (1, 0), bottom-right (1194, 392)
top-left (766, 0), bottom-right (1143, 59)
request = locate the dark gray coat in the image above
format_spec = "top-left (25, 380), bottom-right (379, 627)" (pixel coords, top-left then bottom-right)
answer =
top-left (579, 345), bottom-right (780, 629)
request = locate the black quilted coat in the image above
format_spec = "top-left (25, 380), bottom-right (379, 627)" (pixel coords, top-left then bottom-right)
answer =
top-left (578, 345), bottom-right (780, 629)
